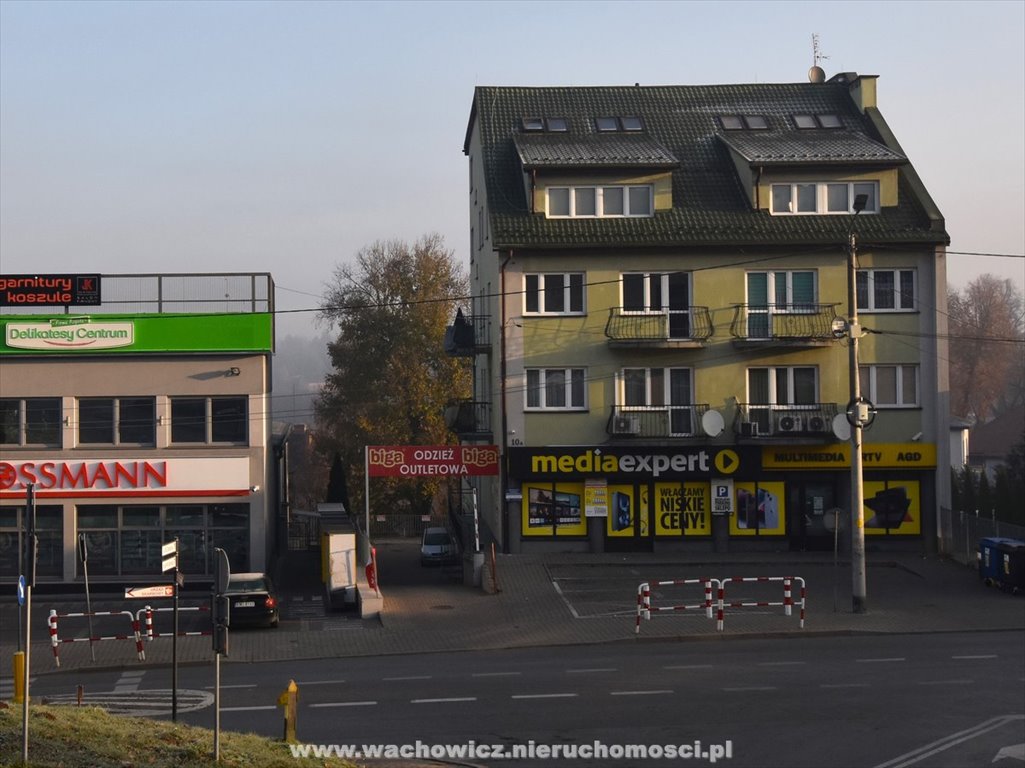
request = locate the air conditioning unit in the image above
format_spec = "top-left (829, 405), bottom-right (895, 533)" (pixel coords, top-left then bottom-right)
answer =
top-left (740, 421), bottom-right (761, 437)
top-left (612, 415), bottom-right (641, 435)
top-left (776, 415), bottom-right (803, 433)
top-left (807, 415), bottom-right (828, 433)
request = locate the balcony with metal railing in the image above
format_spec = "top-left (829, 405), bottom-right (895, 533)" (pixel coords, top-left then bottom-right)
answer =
top-left (604, 306), bottom-right (713, 348)
top-left (606, 404), bottom-right (711, 439)
top-left (734, 402), bottom-right (841, 439)
top-left (443, 309), bottom-right (492, 357)
top-left (444, 399), bottom-right (493, 440)
top-left (729, 303), bottom-right (839, 347)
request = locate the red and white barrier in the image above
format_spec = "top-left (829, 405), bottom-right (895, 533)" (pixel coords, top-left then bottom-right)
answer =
top-left (137, 604), bottom-right (211, 641)
top-left (47, 608), bottom-right (145, 667)
top-left (635, 578), bottom-right (719, 634)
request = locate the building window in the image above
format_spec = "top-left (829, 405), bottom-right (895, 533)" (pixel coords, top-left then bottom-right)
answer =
top-left (526, 368), bottom-right (586, 410)
top-left (622, 272), bottom-right (692, 338)
top-left (76, 503), bottom-right (249, 577)
top-left (770, 182), bottom-right (878, 215)
top-left (78, 397), bottom-right (155, 445)
top-left (720, 115), bottom-right (768, 130)
top-left (170, 396), bottom-right (248, 444)
top-left (619, 367), bottom-right (694, 434)
top-left (546, 185), bottom-right (653, 218)
top-left (793, 113), bottom-right (843, 129)
top-left (596, 116), bottom-right (643, 132)
top-left (745, 271), bottom-right (817, 337)
top-left (524, 273), bottom-right (585, 315)
top-left (0, 505), bottom-right (63, 579)
top-left (856, 269), bottom-right (917, 311)
top-left (860, 364), bottom-right (919, 407)
top-left (747, 367), bottom-right (818, 432)
top-left (0, 397), bottom-right (61, 446)
top-left (521, 117), bottom-right (568, 132)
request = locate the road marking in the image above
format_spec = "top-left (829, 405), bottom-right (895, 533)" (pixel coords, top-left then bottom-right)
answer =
top-left (113, 670), bottom-right (145, 694)
top-left (722, 686), bottom-right (777, 692)
top-left (295, 679), bottom-right (346, 686)
top-left (550, 580), bottom-right (581, 619)
top-left (204, 684), bottom-right (257, 690)
top-left (856, 657), bottom-right (906, 663)
top-left (820, 683), bottom-right (870, 689)
top-left (610, 690), bottom-right (674, 696)
top-left (42, 689), bottom-right (213, 716)
top-left (221, 705), bottom-right (277, 712)
top-left (411, 697), bottom-right (477, 704)
top-left (567, 668), bottom-right (617, 674)
top-left (472, 671), bottom-right (521, 678)
top-left (310, 701), bottom-right (378, 708)
top-left (873, 714), bottom-right (1025, 768)
top-left (951, 654), bottom-right (997, 660)
top-left (758, 661), bottom-right (806, 667)
top-left (915, 679), bottom-right (974, 686)
top-left (663, 664), bottom-right (713, 670)
top-left (511, 693), bottom-right (578, 700)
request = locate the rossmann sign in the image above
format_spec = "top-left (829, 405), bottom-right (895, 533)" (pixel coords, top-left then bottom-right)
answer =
top-left (508, 446), bottom-right (755, 480)
top-left (0, 457), bottom-right (251, 498)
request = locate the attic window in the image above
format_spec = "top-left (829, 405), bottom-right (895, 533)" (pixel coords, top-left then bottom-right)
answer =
top-left (522, 117), bottom-right (570, 132)
top-left (522, 117), bottom-right (545, 132)
top-left (721, 115), bottom-right (769, 130)
top-left (794, 113), bottom-right (843, 129)
top-left (596, 116), bottom-right (644, 132)
top-left (547, 117), bottom-right (569, 132)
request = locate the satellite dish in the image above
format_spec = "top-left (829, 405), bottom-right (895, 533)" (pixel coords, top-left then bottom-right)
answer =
top-left (808, 66), bottom-right (826, 83)
top-left (702, 409), bottom-right (725, 437)
top-left (822, 508), bottom-right (847, 532)
top-left (832, 413), bottom-right (851, 441)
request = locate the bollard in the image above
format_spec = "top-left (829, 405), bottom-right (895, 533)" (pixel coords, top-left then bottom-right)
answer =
top-left (277, 679), bottom-right (299, 743)
top-left (77, 684), bottom-right (84, 706)
top-left (13, 651), bottom-right (25, 704)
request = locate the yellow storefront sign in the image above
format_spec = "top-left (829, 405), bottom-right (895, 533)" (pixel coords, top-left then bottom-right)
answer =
top-left (762, 443), bottom-right (936, 470)
top-left (654, 482), bottom-right (711, 536)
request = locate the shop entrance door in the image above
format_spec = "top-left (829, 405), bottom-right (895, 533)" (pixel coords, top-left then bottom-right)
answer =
top-left (789, 478), bottom-right (838, 551)
top-left (604, 484), bottom-right (654, 552)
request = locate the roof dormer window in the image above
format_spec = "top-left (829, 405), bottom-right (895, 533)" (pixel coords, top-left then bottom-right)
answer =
top-left (521, 117), bottom-right (569, 132)
top-left (794, 113), bottom-right (843, 129)
top-left (596, 116), bottom-right (644, 132)
top-left (720, 115), bottom-right (769, 130)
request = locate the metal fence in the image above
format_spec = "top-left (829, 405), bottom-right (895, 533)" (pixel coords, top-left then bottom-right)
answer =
top-left (939, 506), bottom-right (1025, 567)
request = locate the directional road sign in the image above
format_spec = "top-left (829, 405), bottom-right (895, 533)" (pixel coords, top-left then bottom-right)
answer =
top-left (125, 585), bottom-right (175, 599)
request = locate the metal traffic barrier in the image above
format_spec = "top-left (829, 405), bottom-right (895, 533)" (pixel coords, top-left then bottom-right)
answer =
top-left (635, 578), bottom-right (719, 634)
top-left (137, 604), bottom-right (212, 641)
top-left (47, 608), bottom-right (144, 667)
top-left (715, 576), bottom-right (806, 631)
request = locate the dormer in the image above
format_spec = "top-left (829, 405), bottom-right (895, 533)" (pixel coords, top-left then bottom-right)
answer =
top-left (512, 115), bottom-right (679, 218)
top-left (717, 112), bottom-right (907, 213)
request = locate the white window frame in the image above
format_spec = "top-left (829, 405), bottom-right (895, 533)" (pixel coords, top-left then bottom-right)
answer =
top-left (525, 368), bottom-right (587, 411)
top-left (545, 185), bottom-right (653, 219)
top-left (747, 367), bottom-right (819, 407)
top-left (860, 364), bottom-right (919, 408)
top-left (524, 273), bottom-right (585, 316)
top-left (618, 367), bottom-right (693, 408)
top-left (770, 181), bottom-right (879, 215)
top-left (856, 268), bottom-right (917, 312)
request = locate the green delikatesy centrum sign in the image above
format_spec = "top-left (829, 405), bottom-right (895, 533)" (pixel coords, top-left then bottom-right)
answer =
top-left (0, 313), bottom-right (273, 354)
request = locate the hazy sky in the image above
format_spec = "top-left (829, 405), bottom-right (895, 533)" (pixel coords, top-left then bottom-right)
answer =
top-left (2, 0), bottom-right (1023, 338)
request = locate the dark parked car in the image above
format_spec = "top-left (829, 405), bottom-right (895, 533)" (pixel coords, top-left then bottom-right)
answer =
top-left (225, 572), bottom-right (279, 628)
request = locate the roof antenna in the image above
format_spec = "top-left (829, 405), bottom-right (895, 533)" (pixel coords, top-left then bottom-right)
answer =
top-left (809, 33), bottom-right (827, 83)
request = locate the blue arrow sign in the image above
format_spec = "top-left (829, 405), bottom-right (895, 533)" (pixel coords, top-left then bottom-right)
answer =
top-left (17, 575), bottom-right (26, 606)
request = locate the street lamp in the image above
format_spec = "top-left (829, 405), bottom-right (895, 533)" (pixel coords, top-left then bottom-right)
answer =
top-left (847, 193), bottom-right (870, 614)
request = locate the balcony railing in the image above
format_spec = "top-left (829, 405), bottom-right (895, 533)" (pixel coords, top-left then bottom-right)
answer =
top-left (605, 307), bottom-right (713, 346)
top-left (734, 403), bottom-right (841, 439)
top-left (444, 400), bottom-right (492, 438)
top-left (606, 404), bottom-right (711, 438)
top-left (729, 304), bottom-right (839, 345)
top-left (443, 309), bottom-right (491, 357)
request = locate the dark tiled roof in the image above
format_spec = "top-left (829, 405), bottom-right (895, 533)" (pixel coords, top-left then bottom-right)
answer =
top-left (467, 83), bottom-right (949, 249)
top-left (718, 131), bottom-right (906, 165)
top-left (513, 134), bottom-right (678, 169)
top-left (970, 405), bottom-right (1025, 459)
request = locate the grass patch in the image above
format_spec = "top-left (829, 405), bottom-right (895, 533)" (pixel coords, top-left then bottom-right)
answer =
top-left (0, 702), bottom-right (354, 768)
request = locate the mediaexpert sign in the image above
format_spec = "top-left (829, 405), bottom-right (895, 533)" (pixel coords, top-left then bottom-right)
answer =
top-left (367, 445), bottom-right (500, 477)
top-left (0, 274), bottom-right (101, 307)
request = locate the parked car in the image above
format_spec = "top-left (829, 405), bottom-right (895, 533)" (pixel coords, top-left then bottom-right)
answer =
top-left (420, 527), bottom-right (456, 566)
top-left (225, 572), bottom-right (279, 628)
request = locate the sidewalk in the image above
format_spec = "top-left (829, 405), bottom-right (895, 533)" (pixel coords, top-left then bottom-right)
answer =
top-left (5, 547), bottom-right (1024, 676)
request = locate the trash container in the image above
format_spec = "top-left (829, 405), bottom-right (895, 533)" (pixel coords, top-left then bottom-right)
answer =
top-left (996, 539), bottom-right (1025, 593)
top-left (978, 537), bottom-right (1015, 585)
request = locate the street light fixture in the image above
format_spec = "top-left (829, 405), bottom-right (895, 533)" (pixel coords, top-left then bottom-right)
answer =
top-left (847, 192), bottom-right (869, 614)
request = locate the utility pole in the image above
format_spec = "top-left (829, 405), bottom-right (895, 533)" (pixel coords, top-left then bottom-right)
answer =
top-left (847, 194), bottom-right (869, 614)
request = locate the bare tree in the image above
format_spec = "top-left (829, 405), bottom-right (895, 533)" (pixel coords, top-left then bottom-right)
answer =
top-left (315, 234), bottom-right (470, 522)
top-left (948, 275), bottom-right (1025, 421)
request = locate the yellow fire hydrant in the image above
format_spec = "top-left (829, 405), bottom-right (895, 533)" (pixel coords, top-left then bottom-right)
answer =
top-left (277, 679), bottom-right (298, 743)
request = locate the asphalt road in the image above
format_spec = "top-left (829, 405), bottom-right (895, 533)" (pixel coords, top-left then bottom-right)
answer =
top-left (17, 630), bottom-right (1025, 768)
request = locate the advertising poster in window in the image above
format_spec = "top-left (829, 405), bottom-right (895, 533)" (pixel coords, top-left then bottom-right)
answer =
top-left (584, 478), bottom-right (608, 518)
top-left (654, 482), bottom-right (711, 536)
top-left (522, 483), bottom-right (587, 536)
top-left (863, 480), bottom-right (920, 535)
top-left (606, 484), bottom-right (641, 537)
top-left (730, 481), bottom-right (786, 536)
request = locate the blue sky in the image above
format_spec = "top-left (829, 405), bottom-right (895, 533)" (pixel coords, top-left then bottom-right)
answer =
top-left (2, 0), bottom-right (1022, 337)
